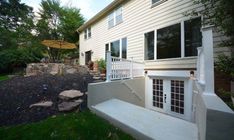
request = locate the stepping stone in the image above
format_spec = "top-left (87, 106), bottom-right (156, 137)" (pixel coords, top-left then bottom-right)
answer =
top-left (58, 102), bottom-right (81, 112)
top-left (74, 99), bottom-right (84, 104)
top-left (30, 101), bottom-right (53, 108)
top-left (59, 90), bottom-right (84, 100)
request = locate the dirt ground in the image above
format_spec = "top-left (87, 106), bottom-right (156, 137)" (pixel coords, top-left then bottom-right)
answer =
top-left (0, 73), bottom-right (93, 127)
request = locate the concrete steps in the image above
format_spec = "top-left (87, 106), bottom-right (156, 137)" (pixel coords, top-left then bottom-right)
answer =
top-left (92, 99), bottom-right (198, 140)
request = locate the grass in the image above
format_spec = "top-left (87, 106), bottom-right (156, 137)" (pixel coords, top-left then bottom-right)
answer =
top-left (0, 111), bottom-right (134, 140)
top-left (0, 75), bottom-right (9, 81)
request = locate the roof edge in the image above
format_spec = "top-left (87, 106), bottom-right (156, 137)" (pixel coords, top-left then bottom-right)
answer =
top-left (77, 0), bottom-right (128, 32)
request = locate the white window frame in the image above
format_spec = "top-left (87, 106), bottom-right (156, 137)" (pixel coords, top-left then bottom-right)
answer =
top-left (144, 18), bottom-right (201, 61)
top-left (106, 37), bottom-right (127, 59)
top-left (108, 7), bottom-right (123, 29)
top-left (84, 27), bottom-right (92, 40)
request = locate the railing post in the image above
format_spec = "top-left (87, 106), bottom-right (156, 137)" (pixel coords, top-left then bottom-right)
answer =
top-left (130, 57), bottom-right (133, 79)
top-left (106, 51), bottom-right (111, 82)
top-left (202, 26), bottom-right (215, 95)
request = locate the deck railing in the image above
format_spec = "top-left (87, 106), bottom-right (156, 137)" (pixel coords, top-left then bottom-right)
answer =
top-left (106, 52), bottom-right (144, 82)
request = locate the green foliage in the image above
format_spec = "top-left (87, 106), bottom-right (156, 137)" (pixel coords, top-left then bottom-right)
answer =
top-left (215, 54), bottom-right (234, 79)
top-left (0, 75), bottom-right (9, 82)
top-left (217, 89), bottom-right (234, 110)
top-left (36, 0), bottom-right (85, 61)
top-left (0, 0), bottom-right (35, 49)
top-left (191, 0), bottom-right (234, 47)
top-left (0, 111), bottom-right (134, 140)
top-left (0, 47), bottom-right (44, 73)
top-left (97, 59), bottom-right (106, 72)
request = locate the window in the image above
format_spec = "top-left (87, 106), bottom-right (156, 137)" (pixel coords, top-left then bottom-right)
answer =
top-left (157, 23), bottom-right (181, 59)
top-left (152, 0), bottom-right (161, 4)
top-left (145, 31), bottom-right (155, 60)
top-left (115, 7), bottom-right (123, 25)
top-left (108, 7), bottom-right (123, 28)
top-left (111, 40), bottom-right (120, 57)
top-left (184, 17), bottom-right (202, 57)
top-left (88, 27), bottom-right (91, 38)
top-left (152, 0), bottom-right (167, 6)
top-left (106, 37), bottom-right (127, 58)
top-left (122, 37), bottom-right (127, 59)
top-left (84, 27), bottom-right (91, 40)
top-left (144, 17), bottom-right (202, 60)
top-left (108, 13), bottom-right (114, 28)
top-left (84, 30), bottom-right (87, 40)
top-left (105, 43), bottom-right (110, 60)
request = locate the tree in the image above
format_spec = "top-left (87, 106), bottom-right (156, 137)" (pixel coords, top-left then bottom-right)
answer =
top-left (0, 0), bottom-right (35, 49)
top-left (36, 0), bottom-right (85, 61)
top-left (59, 7), bottom-right (85, 43)
top-left (191, 0), bottom-right (234, 47)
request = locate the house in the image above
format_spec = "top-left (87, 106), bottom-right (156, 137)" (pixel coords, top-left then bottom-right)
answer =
top-left (77, 0), bottom-right (234, 140)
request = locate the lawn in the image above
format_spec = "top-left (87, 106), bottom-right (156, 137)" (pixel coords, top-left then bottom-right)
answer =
top-left (0, 75), bottom-right (9, 81)
top-left (0, 110), bottom-right (134, 140)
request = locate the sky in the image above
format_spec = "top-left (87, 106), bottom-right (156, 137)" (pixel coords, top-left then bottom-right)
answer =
top-left (21, 0), bottom-right (114, 20)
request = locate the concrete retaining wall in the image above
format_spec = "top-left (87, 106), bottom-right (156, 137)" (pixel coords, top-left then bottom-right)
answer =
top-left (88, 77), bottom-right (145, 108)
top-left (195, 92), bottom-right (234, 140)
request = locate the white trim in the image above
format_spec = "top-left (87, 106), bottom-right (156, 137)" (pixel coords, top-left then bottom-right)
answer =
top-left (148, 70), bottom-right (191, 78)
top-left (181, 21), bottom-right (185, 58)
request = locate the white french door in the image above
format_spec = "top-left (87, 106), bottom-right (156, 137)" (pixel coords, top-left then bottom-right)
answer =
top-left (151, 78), bottom-right (190, 120)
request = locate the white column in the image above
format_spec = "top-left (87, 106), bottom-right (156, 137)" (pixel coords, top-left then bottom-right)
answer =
top-left (106, 51), bottom-right (111, 82)
top-left (202, 26), bottom-right (215, 95)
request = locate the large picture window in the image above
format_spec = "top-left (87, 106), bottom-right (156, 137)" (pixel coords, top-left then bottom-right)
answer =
top-left (157, 23), bottom-right (181, 59)
top-left (145, 31), bottom-right (155, 60)
top-left (144, 17), bottom-right (202, 60)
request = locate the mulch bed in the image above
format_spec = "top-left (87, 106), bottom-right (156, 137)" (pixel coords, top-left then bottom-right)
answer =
top-left (0, 73), bottom-right (93, 127)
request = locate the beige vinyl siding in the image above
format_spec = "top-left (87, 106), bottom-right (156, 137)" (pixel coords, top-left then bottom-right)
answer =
top-left (79, 0), bottom-right (229, 69)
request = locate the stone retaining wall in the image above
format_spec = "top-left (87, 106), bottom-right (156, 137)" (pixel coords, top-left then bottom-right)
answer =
top-left (26, 63), bottom-right (88, 76)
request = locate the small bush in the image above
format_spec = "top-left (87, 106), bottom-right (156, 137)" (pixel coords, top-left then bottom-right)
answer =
top-left (97, 59), bottom-right (106, 73)
top-left (0, 47), bottom-right (43, 73)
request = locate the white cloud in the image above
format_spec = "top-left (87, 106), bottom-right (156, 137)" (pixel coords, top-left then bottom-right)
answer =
top-left (21, 0), bottom-right (114, 20)
top-left (61, 0), bottom-right (95, 20)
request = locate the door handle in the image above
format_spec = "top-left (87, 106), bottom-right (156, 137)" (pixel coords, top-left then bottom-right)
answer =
top-left (164, 94), bottom-right (167, 103)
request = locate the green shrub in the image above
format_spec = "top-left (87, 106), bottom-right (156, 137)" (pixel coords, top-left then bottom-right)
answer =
top-left (97, 59), bottom-right (106, 72)
top-left (0, 47), bottom-right (43, 73)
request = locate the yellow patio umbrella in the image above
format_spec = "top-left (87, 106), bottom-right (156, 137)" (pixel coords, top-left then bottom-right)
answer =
top-left (41, 40), bottom-right (77, 50)
top-left (41, 40), bottom-right (77, 62)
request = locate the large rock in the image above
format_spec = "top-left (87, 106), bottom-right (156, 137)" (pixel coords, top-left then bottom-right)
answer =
top-left (59, 90), bottom-right (84, 100)
top-left (58, 102), bottom-right (81, 112)
top-left (30, 101), bottom-right (53, 108)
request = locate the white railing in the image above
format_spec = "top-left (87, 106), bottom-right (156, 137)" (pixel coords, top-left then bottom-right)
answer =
top-left (106, 51), bottom-right (144, 82)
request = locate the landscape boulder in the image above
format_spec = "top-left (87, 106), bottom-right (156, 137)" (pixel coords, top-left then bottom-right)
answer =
top-left (58, 102), bottom-right (81, 112)
top-left (59, 90), bottom-right (84, 100)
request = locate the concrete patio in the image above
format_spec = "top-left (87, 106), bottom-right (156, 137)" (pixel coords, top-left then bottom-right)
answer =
top-left (92, 99), bottom-right (198, 140)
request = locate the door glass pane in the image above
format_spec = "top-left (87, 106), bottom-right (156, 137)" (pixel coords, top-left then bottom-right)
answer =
top-left (185, 17), bottom-right (202, 57)
top-left (153, 79), bottom-right (164, 109)
top-left (157, 23), bottom-right (181, 59)
top-left (111, 40), bottom-right (120, 57)
top-left (145, 31), bottom-right (155, 60)
top-left (171, 80), bottom-right (184, 114)
top-left (122, 38), bottom-right (127, 59)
